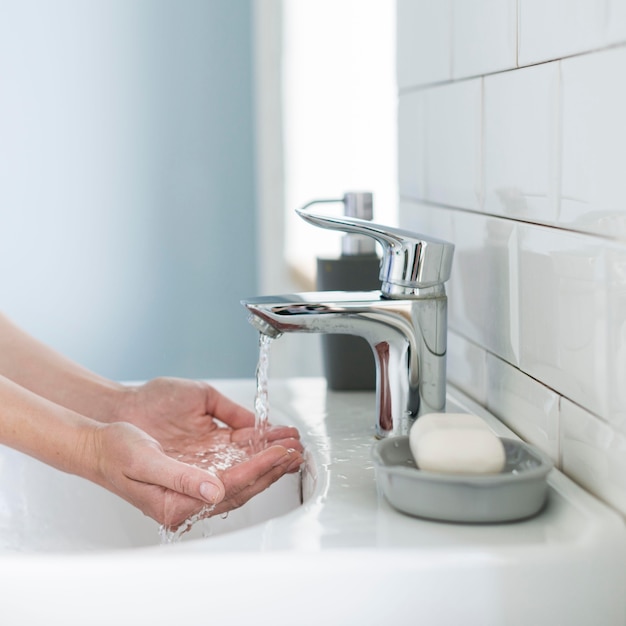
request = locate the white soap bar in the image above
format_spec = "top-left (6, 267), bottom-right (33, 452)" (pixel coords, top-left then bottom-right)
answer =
top-left (409, 413), bottom-right (506, 475)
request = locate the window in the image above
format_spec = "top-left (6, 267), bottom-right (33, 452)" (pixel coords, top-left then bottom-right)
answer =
top-left (255, 1), bottom-right (398, 293)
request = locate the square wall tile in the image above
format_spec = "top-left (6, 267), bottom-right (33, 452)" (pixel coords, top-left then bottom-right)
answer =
top-left (483, 62), bottom-right (560, 225)
top-left (452, 0), bottom-right (517, 79)
top-left (447, 330), bottom-right (488, 406)
top-left (397, 0), bottom-right (452, 89)
top-left (486, 352), bottom-right (560, 463)
top-left (518, 0), bottom-right (608, 66)
top-left (607, 0), bottom-right (626, 44)
top-left (424, 78), bottom-right (482, 210)
top-left (561, 47), bottom-right (626, 241)
top-left (561, 398), bottom-right (626, 517)
top-left (518, 223), bottom-right (609, 418)
top-left (398, 199), bottom-right (455, 242)
top-left (398, 91), bottom-right (427, 201)
top-left (444, 209), bottom-right (520, 365)
top-left (606, 243), bottom-right (626, 427)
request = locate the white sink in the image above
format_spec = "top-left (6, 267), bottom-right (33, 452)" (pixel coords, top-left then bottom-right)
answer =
top-left (0, 378), bottom-right (624, 625)
top-left (0, 441), bottom-right (301, 551)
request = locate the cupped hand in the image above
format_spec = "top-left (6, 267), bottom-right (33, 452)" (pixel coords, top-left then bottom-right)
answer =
top-left (90, 420), bottom-right (302, 528)
top-left (115, 377), bottom-right (303, 456)
top-left (102, 377), bottom-right (304, 527)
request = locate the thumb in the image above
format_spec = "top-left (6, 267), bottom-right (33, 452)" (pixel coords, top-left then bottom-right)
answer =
top-left (142, 451), bottom-right (226, 505)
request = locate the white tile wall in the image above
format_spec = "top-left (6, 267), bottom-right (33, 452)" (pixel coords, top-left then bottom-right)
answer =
top-left (606, 244), bottom-right (626, 427)
top-left (397, 2), bottom-right (626, 517)
top-left (446, 331), bottom-right (488, 406)
top-left (452, 0), bottom-right (517, 78)
top-left (561, 47), bottom-right (626, 239)
top-left (486, 351), bottom-right (560, 462)
top-left (396, 0), bottom-right (451, 89)
top-left (483, 62), bottom-right (560, 224)
top-left (518, 0), bottom-right (608, 66)
top-left (561, 398), bottom-right (626, 516)
top-left (401, 202), bottom-right (520, 365)
top-left (518, 224), bottom-right (609, 418)
top-left (608, 0), bottom-right (626, 44)
top-left (424, 79), bottom-right (482, 209)
top-left (398, 91), bottom-right (426, 199)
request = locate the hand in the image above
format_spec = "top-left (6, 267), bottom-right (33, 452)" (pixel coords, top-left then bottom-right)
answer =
top-left (90, 420), bottom-right (302, 528)
top-left (109, 377), bottom-right (304, 526)
top-left (115, 377), bottom-right (303, 454)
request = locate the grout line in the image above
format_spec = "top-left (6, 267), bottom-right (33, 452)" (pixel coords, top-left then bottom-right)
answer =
top-left (449, 329), bottom-right (614, 428)
top-left (398, 39), bottom-right (626, 96)
top-left (398, 195), bottom-right (626, 246)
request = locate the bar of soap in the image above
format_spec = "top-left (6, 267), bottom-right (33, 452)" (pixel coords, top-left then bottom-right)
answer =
top-left (409, 413), bottom-right (506, 475)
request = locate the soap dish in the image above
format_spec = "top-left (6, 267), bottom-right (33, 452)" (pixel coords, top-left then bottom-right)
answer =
top-left (371, 436), bottom-right (554, 524)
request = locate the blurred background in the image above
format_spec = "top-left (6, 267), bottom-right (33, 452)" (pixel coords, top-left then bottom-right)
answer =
top-left (0, 0), bottom-right (396, 381)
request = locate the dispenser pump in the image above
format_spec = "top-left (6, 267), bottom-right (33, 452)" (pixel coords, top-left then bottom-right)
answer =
top-left (341, 192), bottom-right (377, 256)
top-left (304, 190), bottom-right (381, 391)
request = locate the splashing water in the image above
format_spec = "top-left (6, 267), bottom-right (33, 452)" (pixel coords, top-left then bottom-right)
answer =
top-left (253, 333), bottom-right (273, 453)
top-left (165, 443), bottom-right (251, 472)
top-left (159, 333), bottom-right (275, 544)
top-left (158, 503), bottom-right (217, 544)
top-left (157, 446), bottom-right (249, 544)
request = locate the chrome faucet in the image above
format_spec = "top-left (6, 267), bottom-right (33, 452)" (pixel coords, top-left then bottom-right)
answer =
top-left (242, 194), bottom-right (455, 438)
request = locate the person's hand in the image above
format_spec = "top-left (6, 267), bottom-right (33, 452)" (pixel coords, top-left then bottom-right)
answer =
top-left (0, 315), bottom-right (304, 528)
top-left (88, 420), bottom-right (223, 525)
top-left (88, 420), bottom-right (301, 528)
top-left (106, 377), bottom-right (304, 526)
top-left (114, 377), bottom-right (302, 455)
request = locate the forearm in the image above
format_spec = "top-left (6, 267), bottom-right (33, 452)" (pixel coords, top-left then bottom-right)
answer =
top-left (0, 313), bottom-right (125, 422)
top-left (0, 373), bottom-right (99, 478)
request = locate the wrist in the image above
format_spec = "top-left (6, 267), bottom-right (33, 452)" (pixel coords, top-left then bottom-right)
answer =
top-left (63, 417), bottom-right (104, 481)
top-left (91, 381), bottom-right (135, 423)
top-left (108, 383), bottom-right (142, 424)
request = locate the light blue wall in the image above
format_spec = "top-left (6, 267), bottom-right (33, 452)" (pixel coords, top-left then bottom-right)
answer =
top-left (0, 0), bottom-right (259, 380)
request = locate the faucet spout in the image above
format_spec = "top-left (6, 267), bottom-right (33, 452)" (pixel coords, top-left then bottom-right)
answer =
top-left (242, 289), bottom-right (448, 438)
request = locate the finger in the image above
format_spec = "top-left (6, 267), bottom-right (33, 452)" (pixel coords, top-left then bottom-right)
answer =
top-left (229, 425), bottom-right (304, 453)
top-left (114, 469), bottom-right (213, 529)
top-left (265, 437), bottom-right (304, 456)
top-left (265, 425), bottom-right (301, 442)
top-left (154, 489), bottom-right (212, 530)
top-left (204, 385), bottom-right (256, 430)
top-left (131, 446), bottom-right (226, 506)
top-left (212, 446), bottom-right (302, 514)
top-left (159, 446), bottom-right (302, 527)
top-left (265, 426), bottom-right (304, 452)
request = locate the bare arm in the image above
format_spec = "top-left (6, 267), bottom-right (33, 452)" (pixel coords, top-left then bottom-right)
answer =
top-left (0, 373), bottom-right (226, 524)
top-left (0, 371), bottom-right (95, 474)
top-left (0, 312), bottom-right (125, 421)
top-left (0, 313), bottom-right (303, 526)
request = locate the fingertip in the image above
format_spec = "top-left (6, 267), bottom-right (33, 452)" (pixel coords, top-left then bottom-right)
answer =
top-left (268, 446), bottom-right (293, 467)
top-left (267, 425), bottom-right (301, 440)
top-left (199, 478), bottom-right (225, 504)
top-left (265, 444), bottom-right (304, 471)
top-left (286, 456), bottom-right (304, 473)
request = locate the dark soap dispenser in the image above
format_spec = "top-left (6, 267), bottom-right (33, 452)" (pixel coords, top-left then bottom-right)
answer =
top-left (314, 191), bottom-right (380, 390)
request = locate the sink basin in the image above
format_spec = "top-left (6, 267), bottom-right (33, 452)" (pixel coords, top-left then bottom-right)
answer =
top-left (0, 442), bottom-right (301, 551)
top-left (0, 378), bottom-right (624, 625)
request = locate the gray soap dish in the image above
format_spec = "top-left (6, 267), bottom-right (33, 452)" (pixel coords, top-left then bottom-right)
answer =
top-left (371, 436), bottom-right (554, 524)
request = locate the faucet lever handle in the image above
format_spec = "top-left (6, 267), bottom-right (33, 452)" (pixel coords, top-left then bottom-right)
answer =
top-left (296, 197), bottom-right (454, 296)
